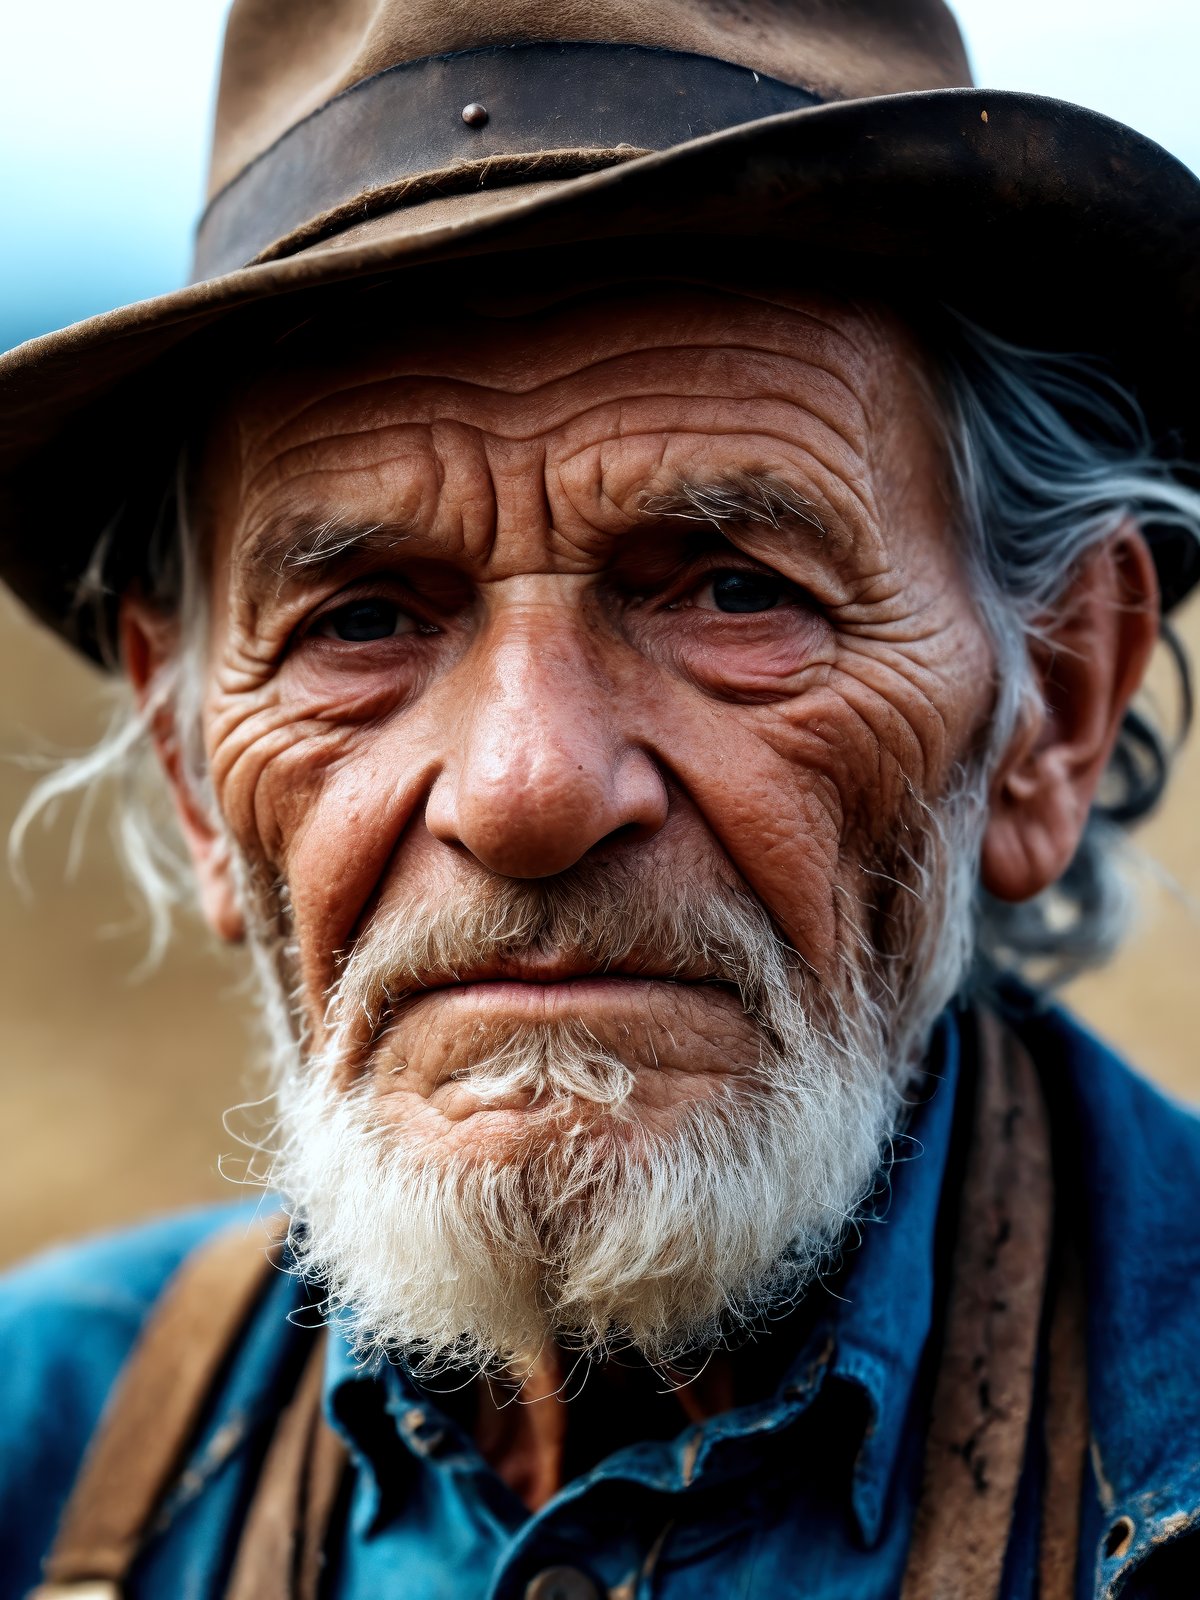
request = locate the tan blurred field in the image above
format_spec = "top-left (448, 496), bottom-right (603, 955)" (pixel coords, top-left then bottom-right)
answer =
top-left (2, 590), bottom-right (1198, 1268)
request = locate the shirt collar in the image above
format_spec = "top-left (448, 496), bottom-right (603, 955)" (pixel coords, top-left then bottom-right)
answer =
top-left (322, 1008), bottom-right (962, 1540)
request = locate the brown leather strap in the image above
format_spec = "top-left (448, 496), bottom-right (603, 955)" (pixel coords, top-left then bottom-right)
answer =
top-left (901, 1009), bottom-right (1058, 1600)
top-left (33, 1216), bottom-right (286, 1596)
top-left (224, 1332), bottom-right (348, 1600)
top-left (1038, 1251), bottom-right (1089, 1600)
top-left (192, 43), bottom-right (822, 279)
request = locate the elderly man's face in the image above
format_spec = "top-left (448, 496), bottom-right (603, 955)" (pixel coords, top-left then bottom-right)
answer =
top-left (131, 283), bottom-right (1068, 1365)
top-left (204, 285), bottom-right (985, 1050)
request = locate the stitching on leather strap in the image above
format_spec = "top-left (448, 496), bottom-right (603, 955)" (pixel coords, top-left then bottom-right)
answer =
top-left (250, 146), bottom-right (650, 267)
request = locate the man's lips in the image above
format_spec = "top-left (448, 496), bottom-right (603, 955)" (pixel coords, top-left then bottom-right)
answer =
top-left (395, 973), bottom-right (738, 1026)
top-left (404, 953), bottom-right (723, 992)
top-left (388, 957), bottom-right (735, 1011)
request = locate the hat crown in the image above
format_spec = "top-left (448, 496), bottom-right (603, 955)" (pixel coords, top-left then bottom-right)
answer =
top-left (208, 0), bottom-right (972, 200)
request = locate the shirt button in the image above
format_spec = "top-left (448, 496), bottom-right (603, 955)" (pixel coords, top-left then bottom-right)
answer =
top-left (524, 1567), bottom-right (602, 1600)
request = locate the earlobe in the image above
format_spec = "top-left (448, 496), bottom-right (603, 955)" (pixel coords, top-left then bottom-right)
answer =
top-left (981, 525), bottom-right (1158, 905)
top-left (193, 837), bottom-right (246, 944)
top-left (981, 746), bottom-right (1090, 903)
top-left (119, 595), bottom-right (245, 944)
top-left (170, 773), bottom-right (245, 944)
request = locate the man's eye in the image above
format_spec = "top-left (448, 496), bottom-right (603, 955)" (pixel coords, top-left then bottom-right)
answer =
top-left (316, 599), bottom-right (411, 641)
top-left (695, 571), bottom-right (789, 613)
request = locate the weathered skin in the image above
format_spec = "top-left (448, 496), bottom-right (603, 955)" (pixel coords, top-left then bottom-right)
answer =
top-left (123, 284), bottom-right (1157, 1164)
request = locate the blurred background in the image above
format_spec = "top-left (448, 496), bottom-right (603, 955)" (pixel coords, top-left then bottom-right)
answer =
top-left (1, 1), bottom-right (1198, 1267)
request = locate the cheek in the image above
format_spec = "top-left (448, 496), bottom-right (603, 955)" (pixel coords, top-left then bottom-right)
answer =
top-left (283, 750), bottom-right (416, 954)
top-left (649, 640), bottom-right (988, 973)
top-left (654, 695), bottom-right (845, 970)
top-left (206, 682), bottom-right (438, 1008)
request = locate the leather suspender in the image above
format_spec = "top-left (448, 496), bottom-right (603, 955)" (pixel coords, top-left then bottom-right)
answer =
top-left (30, 1010), bottom-right (1086, 1600)
top-left (900, 1009), bottom-right (1087, 1600)
top-left (222, 1334), bottom-right (347, 1600)
top-left (28, 1218), bottom-right (347, 1600)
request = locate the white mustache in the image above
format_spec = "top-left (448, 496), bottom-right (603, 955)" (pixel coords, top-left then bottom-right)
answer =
top-left (329, 861), bottom-right (807, 1048)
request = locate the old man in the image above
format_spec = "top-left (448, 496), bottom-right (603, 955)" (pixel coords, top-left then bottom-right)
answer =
top-left (3, 1), bottom-right (1200, 1597)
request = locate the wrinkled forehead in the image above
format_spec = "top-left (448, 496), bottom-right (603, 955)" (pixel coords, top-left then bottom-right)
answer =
top-left (250, 276), bottom-right (910, 380)
top-left (193, 274), bottom-right (940, 559)
top-left (215, 273), bottom-right (926, 420)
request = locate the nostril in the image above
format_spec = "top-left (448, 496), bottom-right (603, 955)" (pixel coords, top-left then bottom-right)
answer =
top-left (600, 820), bottom-right (652, 850)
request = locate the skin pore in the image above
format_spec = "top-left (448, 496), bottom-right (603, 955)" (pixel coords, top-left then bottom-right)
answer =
top-left (123, 281), bottom-right (1158, 1172)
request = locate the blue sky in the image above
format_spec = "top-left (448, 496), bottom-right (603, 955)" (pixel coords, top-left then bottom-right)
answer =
top-left (1, 0), bottom-right (1196, 353)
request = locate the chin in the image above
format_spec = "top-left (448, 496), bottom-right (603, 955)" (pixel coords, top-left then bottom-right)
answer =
top-left (365, 1011), bottom-right (745, 1153)
top-left (267, 1011), bottom-right (904, 1374)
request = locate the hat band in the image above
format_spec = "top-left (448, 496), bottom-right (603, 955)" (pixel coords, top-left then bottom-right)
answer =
top-left (192, 42), bottom-right (823, 281)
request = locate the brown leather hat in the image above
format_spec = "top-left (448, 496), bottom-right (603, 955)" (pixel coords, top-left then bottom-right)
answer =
top-left (3, 0), bottom-right (1198, 661)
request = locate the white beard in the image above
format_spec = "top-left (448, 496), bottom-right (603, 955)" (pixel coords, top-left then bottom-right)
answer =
top-left (246, 772), bottom-right (986, 1377)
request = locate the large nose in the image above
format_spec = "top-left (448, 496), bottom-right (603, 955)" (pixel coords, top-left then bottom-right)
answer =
top-left (425, 594), bottom-right (668, 878)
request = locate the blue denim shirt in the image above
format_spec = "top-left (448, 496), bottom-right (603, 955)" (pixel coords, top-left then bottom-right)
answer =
top-left (2, 1001), bottom-right (1199, 1600)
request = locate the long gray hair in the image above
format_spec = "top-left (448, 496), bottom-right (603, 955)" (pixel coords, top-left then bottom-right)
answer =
top-left (928, 312), bottom-right (1198, 985)
top-left (11, 306), bottom-right (1200, 985)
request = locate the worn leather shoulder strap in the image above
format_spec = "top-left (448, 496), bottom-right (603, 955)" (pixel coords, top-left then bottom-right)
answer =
top-left (31, 1215), bottom-right (289, 1600)
top-left (901, 1007), bottom-right (1087, 1600)
top-left (1038, 1249), bottom-right (1089, 1600)
top-left (223, 1329), bottom-right (347, 1600)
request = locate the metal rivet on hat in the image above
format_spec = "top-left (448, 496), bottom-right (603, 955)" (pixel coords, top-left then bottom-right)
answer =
top-left (461, 102), bottom-right (489, 128)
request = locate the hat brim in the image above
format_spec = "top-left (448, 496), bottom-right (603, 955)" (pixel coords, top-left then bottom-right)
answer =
top-left (3, 85), bottom-right (1198, 660)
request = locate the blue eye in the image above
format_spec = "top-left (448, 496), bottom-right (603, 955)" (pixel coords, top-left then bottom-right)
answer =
top-left (706, 571), bottom-right (785, 613)
top-left (319, 599), bottom-right (405, 641)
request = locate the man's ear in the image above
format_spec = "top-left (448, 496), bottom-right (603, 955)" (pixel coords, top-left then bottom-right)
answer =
top-left (120, 595), bottom-right (245, 943)
top-left (981, 523), bottom-right (1159, 904)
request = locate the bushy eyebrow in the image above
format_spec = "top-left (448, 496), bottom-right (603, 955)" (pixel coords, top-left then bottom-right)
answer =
top-left (640, 469), bottom-right (843, 552)
top-left (233, 471), bottom-right (838, 602)
top-left (233, 514), bottom-right (414, 600)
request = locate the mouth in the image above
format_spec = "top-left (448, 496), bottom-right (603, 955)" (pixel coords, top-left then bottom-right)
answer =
top-left (389, 956), bottom-right (737, 1016)
top-left (420, 974), bottom-right (688, 1013)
